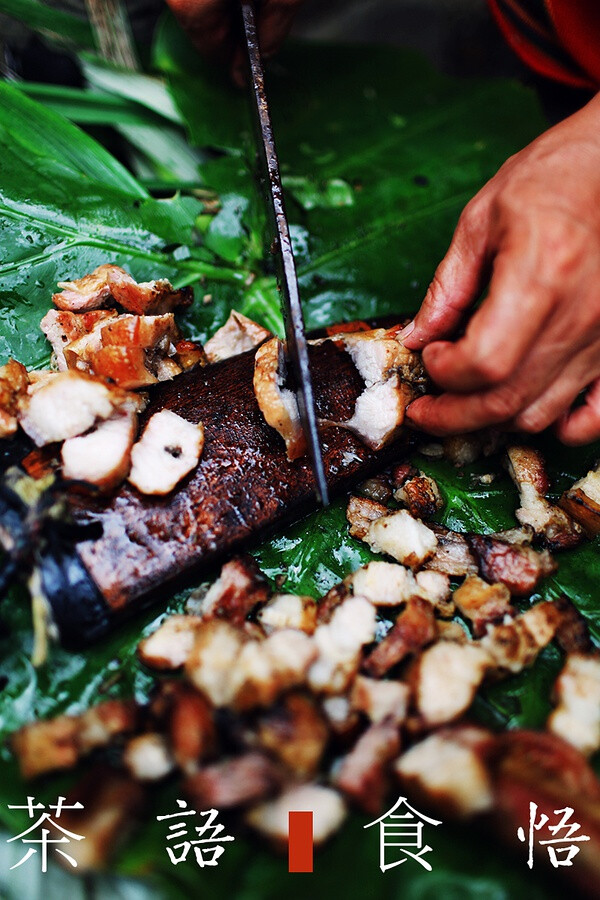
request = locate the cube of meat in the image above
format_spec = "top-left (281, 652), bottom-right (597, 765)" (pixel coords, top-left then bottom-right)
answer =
top-left (138, 614), bottom-right (206, 669)
top-left (346, 495), bottom-right (388, 540)
top-left (253, 337), bottom-right (306, 460)
top-left (506, 445), bottom-right (582, 550)
top-left (204, 310), bottom-right (272, 362)
top-left (128, 410), bottom-right (204, 495)
top-left (61, 410), bottom-right (137, 491)
top-left (548, 653), bottom-right (600, 756)
top-left (339, 376), bottom-right (414, 450)
top-left (185, 753), bottom-right (283, 809)
top-left (195, 556), bottom-right (269, 626)
top-left (308, 596), bottom-right (376, 694)
top-left (468, 532), bottom-right (556, 596)
top-left (350, 675), bottom-right (410, 724)
top-left (231, 629), bottom-right (318, 710)
top-left (245, 785), bottom-right (347, 847)
top-left (480, 601), bottom-right (561, 673)
top-left (53, 264), bottom-right (192, 314)
top-left (394, 472), bottom-right (443, 520)
top-left (257, 593), bottom-right (317, 634)
top-left (185, 621), bottom-right (247, 707)
top-left (366, 509), bottom-right (438, 569)
top-left (334, 718), bottom-right (401, 814)
top-left (452, 575), bottom-right (513, 637)
top-left (349, 560), bottom-right (418, 607)
top-left (424, 525), bottom-right (478, 577)
top-left (123, 733), bottom-right (174, 781)
top-left (255, 693), bottom-right (329, 778)
top-left (18, 370), bottom-right (127, 446)
top-left (412, 641), bottom-right (492, 727)
top-left (394, 727), bottom-right (494, 817)
top-left (363, 597), bottom-right (437, 678)
top-left (40, 309), bottom-right (116, 370)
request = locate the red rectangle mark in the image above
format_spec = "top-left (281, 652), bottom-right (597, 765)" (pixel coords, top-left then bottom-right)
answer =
top-left (288, 810), bottom-right (313, 873)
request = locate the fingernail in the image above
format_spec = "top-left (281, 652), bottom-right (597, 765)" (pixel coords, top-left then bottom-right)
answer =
top-left (399, 320), bottom-right (415, 340)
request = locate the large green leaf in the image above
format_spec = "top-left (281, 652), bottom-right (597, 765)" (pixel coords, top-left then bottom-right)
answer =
top-left (0, 0), bottom-right (93, 48)
top-left (0, 18), bottom-right (597, 900)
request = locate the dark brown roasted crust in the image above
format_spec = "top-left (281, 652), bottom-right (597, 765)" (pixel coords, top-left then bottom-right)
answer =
top-left (363, 597), bottom-right (436, 678)
top-left (560, 488), bottom-right (600, 537)
top-left (67, 340), bottom-right (413, 617)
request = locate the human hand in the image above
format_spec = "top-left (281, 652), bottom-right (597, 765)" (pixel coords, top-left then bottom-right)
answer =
top-left (165, 0), bottom-right (304, 83)
top-left (403, 93), bottom-right (600, 445)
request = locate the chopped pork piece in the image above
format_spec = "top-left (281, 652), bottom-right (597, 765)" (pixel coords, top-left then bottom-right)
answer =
top-left (185, 753), bottom-right (283, 809)
top-left (255, 693), bottom-right (329, 778)
top-left (138, 614), bottom-right (205, 669)
top-left (11, 700), bottom-right (137, 778)
top-left (506, 445), bottom-right (582, 550)
top-left (123, 733), bottom-right (174, 781)
top-left (394, 726), bottom-right (495, 817)
top-left (363, 597), bottom-right (437, 678)
top-left (365, 509), bottom-right (438, 569)
top-left (350, 675), bottom-right (410, 724)
top-left (18, 370), bottom-right (125, 446)
top-left (412, 641), bottom-right (492, 727)
top-left (232, 629), bottom-right (318, 711)
top-left (174, 339), bottom-right (206, 371)
top-left (40, 309), bottom-right (117, 370)
top-left (61, 410), bottom-right (137, 491)
top-left (245, 784), bottom-right (347, 847)
top-left (162, 683), bottom-right (216, 775)
top-left (195, 556), bottom-right (269, 626)
top-left (436, 620), bottom-right (469, 643)
top-left (316, 581), bottom-right (350, 624)
top-left (185, 621), bottom-right (247, 707)
top-left (468, 532), bottom-right (556, 596)
top-left (253, 337), bottom-right (305, 460)
top-left (349, 560), bottom-right (418, 607)
top-left (257, 593), bottom-right (317, 634)
top-left (49, 767), bottom-right (144, 871)
top-left (128, 409), bottom-right (204, 495)
top-left (336, 376), bottom-right (414, 450)
top-left (424, 525), bottom-right (478, 576)
top-left (414, 570), bottom-right (454, 617)
top-left (452, 575), bottom-right (514, 637)
top-left (53, 264), bottom-right (192, 314)
top-left (53, 264), bottom-right (123, 311)
top-left (553, 595), bottom-right (593, 654)
top-left (88, 314), bottom-right (182, 389)
top-left (334, 718), bottom-right (401, 814)
top-left (204, 310), bottom-right (272, 363)
top-left (340, 325), bottom-right (426, 387)
top-left (308, 596), bottom-right (376, 694)
top-left (560, 461), bottom-right (600, 536)
top-left (480, 601), bottom-right (561, 673)
top-left (358, 474), bottom-right (393, 504)
top-left (394, 472), bottom-right (443, 520)
top-left (548, 653), bottom-right (600, 757)
top-left (0, 358), bottom-right (28, 437)
top-left (346, 495), bottom-right (387, 540)
top-left (321, 695), bottom-right (360, 737)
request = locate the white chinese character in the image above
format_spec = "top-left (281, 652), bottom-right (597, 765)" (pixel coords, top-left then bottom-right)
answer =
top-left (364, 796), bottom-right (442, 872)
top-left (6, 796), bottom-right (85, 873)
top-left (156, 799), bottom-right (234, 867)
top-left (517, 803), bottom-right (590, 869)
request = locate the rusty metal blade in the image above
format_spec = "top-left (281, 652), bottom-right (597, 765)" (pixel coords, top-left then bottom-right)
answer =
top-left (240, 0), bottom-right (329, 505)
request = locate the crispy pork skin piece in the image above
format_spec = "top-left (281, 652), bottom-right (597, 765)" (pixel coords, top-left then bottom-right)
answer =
top-left (123, 733), bottom-right (174, 781)
top-left (255, 693), bottom-right (329, 778)
top-left (394, 472), bottom-right (443, 520)
top-left (174, 339), bottom-right (207, 371)
top-left (53, 264), bottom-right (192, 314)
top-left (506, 445), bottom-right (582, 550)
top-left (138, 614), bottom-right (205, 669)
top-left (195, 555), bottom-right (269, 626)
top-left (366, 509), bottom-right (438, 569)
top-left (334, 718), bottom-right (401, 814)
top-left (363, 597), bottom-right (437, 678)
top-left (480, 602), bottom-right (561, 673)
top-left (395, 726), bottom-right (494, 817)
top-left (346, 495), bottom-right (387, 540)
top-left (453, 575), bottom-right (514, 637)
top-left (128, 409), bottom-right (204, 495)
top-left (50, 767), bottom-right (144, 871)
top-left (53, 264), bottom-right (123, 311)
top-left (185, 753), bottom-right (283, 809)
top-left (560, 461), bottom-right (600, 536)
top-left (424, 525), bottom-right (478, 577)
top-left (349, 560), bottom-right (418, 607)
top-left (88, 313), bottom-right (182, 389)
top-left (18, 370), bottom-right (126, 446)
top-left (61, 410), bottom-right (137, 491)
top-left (350, 675), bottom-right (410, 724)
top-left (258, 593), bottom-right (317, 634)
top-left (468, 532), bottom-right (556, 596)
top-left (204, 310), bottom-right (272, 363)
top-left (412, 641), bottom-right (492, 728)
top-left (253, 337), bottom-right (306, 460)
top-left (0, 358), bottom-right (28, 437)
top-left (548, 653), bottom-right (600, 756)
top-left (308, 596), bottom-right (376, 694)
top-left (245, 784), bottom-right (347, 847)
top-left (40, 309), bottom-right (116, 370)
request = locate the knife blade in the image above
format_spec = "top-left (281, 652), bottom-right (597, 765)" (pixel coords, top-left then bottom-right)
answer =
top-left (240, 0), bottom-right (329, 506)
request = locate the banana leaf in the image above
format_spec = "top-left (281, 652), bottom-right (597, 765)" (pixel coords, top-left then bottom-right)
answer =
top-left (0, 16), bottom-right (598, 899)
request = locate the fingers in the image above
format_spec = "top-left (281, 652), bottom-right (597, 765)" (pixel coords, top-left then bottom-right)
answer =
top-left (513, 359), bottom-right (587, 433)
top-left (556, 378), bottom-right (600, 445)
top-left (405, 384), bottom-right (521, 436)
top-left (403, 195), bottom-right (491, 351)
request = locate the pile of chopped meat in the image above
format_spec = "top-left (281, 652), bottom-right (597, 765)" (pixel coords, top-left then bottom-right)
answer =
top-left (9, 444), bottom-right (600, 886)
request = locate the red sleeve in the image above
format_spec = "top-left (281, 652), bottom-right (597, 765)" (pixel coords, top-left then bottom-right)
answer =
top-left (488, 0), bottom-right (598, 89)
